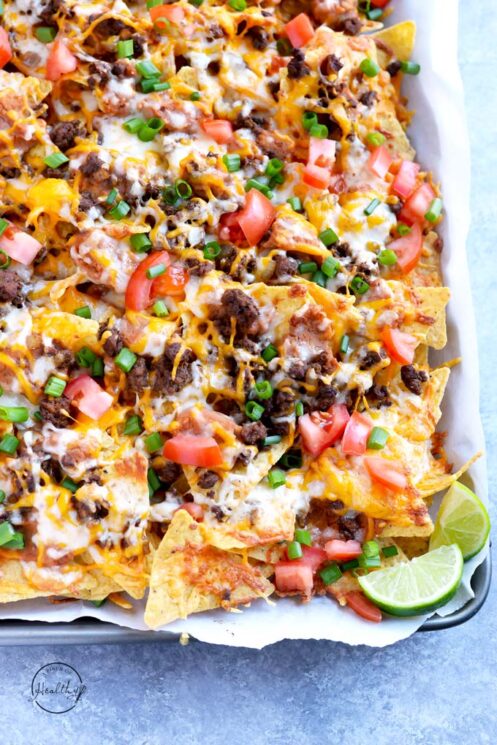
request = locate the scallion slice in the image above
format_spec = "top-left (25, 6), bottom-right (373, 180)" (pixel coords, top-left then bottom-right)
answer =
top-left (268, 468), bottom-right (286, 489)
top-left (124, 414), bottom-right (143, 436)
top-left (253, 380), bottom-right (273, 400)
top-left (146, 263), bottom-right (166, 279)
top-left (223, 154), bottom-right (241, 172)
top-left (117, 39), bottom-right (134, 59)
top-left (0, 434), bottom-right (19, 455)
top-left (0, 406), bottom-right (29, 423)
top-left (319, 562), bottom-right (342, 585)
top-left (294, 528), bottom-right (312, 546)
top-left (287, 540), bottom-right (303, 559)
top-left (44, 152), bottom-right (69, 169)
top-left (360, 57), bottom-right (380, 77)
top-left (367, 426), bottom-right (389, 450)
top-left (153, 300), bottom-right (169, 317)
top-left (262, 344), bottom-right (278, 362)
top-left (44, 376), bottom-right (66, 397)
top-left (203, 241), bottom-right (221, 260)
top-left (145, 432), bottom-right (163, 453)
top-left (35, 26), bottom-right (57, 43)
top-left (130, 233), bottom-right (152, 252)
top-left (244, 400), bottom-right (264, 421)
top-left (115, 348), bottom-right (137, 373)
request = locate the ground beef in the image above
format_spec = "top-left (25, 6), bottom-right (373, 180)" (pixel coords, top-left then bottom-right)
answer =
top-left (211, 289), bottom-right (260, 341)
top-left (310, 350), bottom-right (336, 375)
top-left (103, 328), bottom-right (123, 357)
top-left (81, 152), bottom-right (104, 177)
top-left (320, 54), bottom-right (343, 75)
top-left (71, 496), bottom-right (109, 523)
top-left (271, 254), bottom-right (298, 281)
top-left (88, 60), bottom-right (111, 84)
top-left (197, 470), bottom-right (219, 489)
top-left (50, 120), bottom-right (85, 151)
top-left (338, 513), bottom-right (362, 539)
top-left (122, 357), bottom-right (148, 401)
top-left (271, 389), bottom-right (295, 416)
top-left (288, 361), bottom-right (307, 381)
top-left (332, 241), bottom-right (352, 259)
top-left (215, 244), bottom-right (237, 274)
top-left (39, 396), bottom-right (72, 428)
top-left (207, 60), bottom-right (221, 76)
top-left (38, 0), bottom-right (61, 23)
top-left (315, 383), bottom-right (337, 410)
top-left (184, 257), bottom-right (214, 276)
top-left (287, 49), bottom-right (310, 79)
top-left (360, 349), bottom-right (383, 370)
top-left (0, 270), bottom-right (24, 307)
top-left (154, 461), bottom-right (182, 487)
top-left (247, 25), bottom-right (269, 51)
top-left (387, 60), bottom-right (402, 77)
top-left (337, 13), bottom-right (362, 35)
top-left (240, 421), bottom-right (267, 445)
top-left (153, 343), bottom-right (196, 395)
top-left (268, 419), bottom-right (290, 438)
top-left (359, 90), bottom-right (377, 107)
top-left (79, 192), bottom-right (99, 213)
top-left (42, 457), bottom-right (63, 482)
top-left (212, 398), bottom-right (243, 423)
top-left (0, 167), bottom-right (21, 179)
top-left (43, 165), bottom-right (68, 179)
top-left (95, 18), bottom-right (127, 37)
top-left (211, 505), bottom-right (225, 521)
top-left (366, 384), bottom-right (392, 408)
top-left (111, 60), bottom-right (134, 78)
top-left (401, 365), bottom-right (428, 395)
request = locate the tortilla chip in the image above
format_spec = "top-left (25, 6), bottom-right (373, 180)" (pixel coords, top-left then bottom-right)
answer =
top-left (32, 310), bottom-right (100, 353)
top-left (373, 21), bottom-right (417, 62)
top-left (406, 287), bottom-right (450, 349)
top-left (416, 452), bottom-right (482, 498)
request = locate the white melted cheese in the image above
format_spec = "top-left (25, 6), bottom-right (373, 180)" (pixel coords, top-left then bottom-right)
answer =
top-left (0, 307), bottom-right (32, 349)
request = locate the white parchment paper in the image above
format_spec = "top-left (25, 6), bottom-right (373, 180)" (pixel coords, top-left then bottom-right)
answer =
top-left (0, 0), bottom-right (487, 647)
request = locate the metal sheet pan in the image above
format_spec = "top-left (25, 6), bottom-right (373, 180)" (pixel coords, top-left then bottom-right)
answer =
top-left (0, 555), bottom-right (490, 646)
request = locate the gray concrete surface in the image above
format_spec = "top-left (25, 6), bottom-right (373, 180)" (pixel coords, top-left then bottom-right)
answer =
top-left (0, 2), bottom-right (495, 743)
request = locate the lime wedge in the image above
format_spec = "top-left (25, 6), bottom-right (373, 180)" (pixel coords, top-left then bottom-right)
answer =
top-left (430, 481), bottom-right (490, 560)
top-left (358, 544), bottom-right (463, 616)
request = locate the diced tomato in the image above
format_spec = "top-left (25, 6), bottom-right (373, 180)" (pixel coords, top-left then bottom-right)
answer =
top-left (381, 326), bottom-right (417, 365)
top-left (364, 456), bottom-right (408, 492)
top-left (64, 374), bottom-right (113, 420)
top-left (0, 226), bottom-right (42, 265)
top-left (218, 211), bottom-right (246, 244)
top-left (308, 137), bottom-right (336, 169)
top-left (284, 13), bottom-right (315, 49)
top-left (299, 404), bottom-right (350, 458)
top-left (297, 545), bottom-right (327, 572)
top-left (303, 163), bottom-right (330, 190)
top-left (370, 0), bottom-right (390, 8)
top-left (367, 146), bottom-right (393, 180)
top-left (399, 183), bottom-right (435, 224)
top-left (0, 28), bottom-right (12, 69)
top-left (325, 539), bottom-right (362, 562)
top-left (341, 412), bottom-right (372, 456)
top-left (164, 434), bottom-right (223, 467)
top-left (46, 39), bottom-right (78, 81)
top-left (149, 3), bottom-right (185, 27)
top-left (125, 251), bottom-right (170, 311)
top-left (201, 119), bottom-right (233, 145)
top-left (151, 264), bottom-right (189, 299)
top-left (392, 160), bottom-right (420, 199)
top-left (269, 55), bottom-right (287, 75)
top-left (175, 502), bottom-right (204, 521)
top-left (388, 222), bottom-right (422, 273)
top-left (275, 562), bottom-right (314, 594)
top-left (236, 189), bottom-right (276, 246)
top-left (345, 591), bottom-right (382, 622)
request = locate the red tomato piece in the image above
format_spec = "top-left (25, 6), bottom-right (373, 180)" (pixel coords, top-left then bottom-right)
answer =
top-left (299, 404), bottom-right (350, 458)
top-left (308, 137), bottom-right (336, 169)
top-left (151, 264), bottom-right (189, 299)
top-left (284, 13), bottom-right (315, 48)
top-left (345, 591), bottom-right (382, 622)
top-left (392, 160), bottom-right (420, 199)
top-left (303, 163), bottom-right (330, 190)
top-left (46, 39), bottom-right (78, 81)
top-left (275, 562), bottom-right (314, 594)
top-left (218, 211), bottom-right (246, 244)
top-left (125, 251), bottom-right (170, 311)
top-left (64, 374), bottom-right (113, 420)
top-left (298, 545), bottom-right (328, 572)
top-left (236, 189), bottom-right (276, 246)
top-left (341, 411), bottom-right (372, 456)
top-left (0, 227), bottom-right (42, 265)
top-left (323, 403), bottom-right (350, 442)
top-left (175, 503), bottom-right (204, 521)
top-left (399, 183), bottom-right (435, 224)
top-left (164, 434), bottom-right (223, 467)
top-left (0, 28), bottom-right (12, 69)
top-left (364, 456), bottom-right (408, 492)
top-left (149, 3), bottom-right (185, 27)
top-left (370, 0), bottom-right (390, 8)
top-left (201, 119), bottom-right (233, 144)
top-left (325, 539), bottom-right (362, 562)
top-left (388, 222), bottom-right (422, 273)
top-left (381, 326), bottom-right (417, 365)
top-left (367, 146), bottom-right (393, 179)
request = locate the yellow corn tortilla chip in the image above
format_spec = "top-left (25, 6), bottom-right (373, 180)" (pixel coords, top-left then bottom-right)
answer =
top-left (406, 286), bottom-right (450, 349)
top-left (373, 21), bottom-right (417, 62)
top-left (416, 452), bottom-right (482, 498)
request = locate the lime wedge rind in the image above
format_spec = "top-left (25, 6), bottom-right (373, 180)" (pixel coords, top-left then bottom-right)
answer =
top-left (430, 481), bottom-right (490, 560)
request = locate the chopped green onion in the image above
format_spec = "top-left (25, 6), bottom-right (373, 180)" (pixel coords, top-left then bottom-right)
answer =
top-left (0, 434), bottom-right (19, 455)
top-left (262, 435), bottom-right (282, 447)
top-left (295, 401), bottom-right (304, 417)
top-left (276, 37), bottom-right (293, 57)
top-left (146, 263), bottom-right (166, 279)
top-left (174, 179), bottom-right (193, 199)
top-left (362, 540), bottom-right (380, 558)
top-left (2, 531), bottom-right (24, 550)
top-left (0, 385), bottom-right (3, 396)
top-left (61, 476), bottom-right (79, 493)
top-left (366, 8), bottom-right (383, 21)
top-left (367, 426), bottom-right (389, 450)
top-left (190, 91), bottom-right (201, 101)
top-left (115, 347), bottom-right (137, 373)
top-left (245, 179), bottom-right (273, 199)
top-left (223, 153), bottom-right (241, 172)
top-left (397, 223), bottom-right (411, 236)
top-left (364, 198), bottom-right (381, 216)
top-left (319, 227), bottom-right (338, 246)
top-left (358, 553), bottom-right (381, 569)
top-left (378, 249), bottom-right (397, 266)
top-left (92, 357), bottom-right (104, 377)
top-left (124, 414), bottom-right (143, 436)
top-left (309, 123), bottom-right (328, 139)
top-left (0, 490), bottom-right (5, 504)
top-left (147, 0), bottom-right (162, 7)
top-left (299, 261), bottom-right (318, 275)
top-left (203, 241), bottom-right (221, 260)
top-left (319, 562), bottom-right (342, 585)
top-left (400, 60), bottom-right (421, 75)
top-left (287, 540), bottom-right (303, 559)
top-left (322, 256), bottom-right (340, 278)
top-left (262, 344), bottom-right (278, 362)
top-left (228, 0), bottom-right (247, 11)
top-left (266, 158), bottom-right (284, 177)
top-left (130, 233), bottom-right (152, 252)
top-left (339, 334), bottom-right (349, 354)
top-left (0, 218), bottom-right (8, 237)
top-left (268, 468), bottom-right (286, 489)
top-left (147, 467), bottom-right (161, 494)
top-left (44, 152), bottom-right (69, 169)
top-left (138, 118), bottom-right (165, 142)
top-left (0, 250), bottom-right (10, 270)
top-left (312, 269), bottom-right (327, 288)
top-left (287, 196), bottom-right (302, 212)
top-left (108, 200), bottom-right (131, 220)
top-left (382, 545), bottom-right (399, 558)
top-left (366, 131), bottom-right (386, 147)
top-left (425, 197), bottom-right (443, 223)
top-left (253, 380), bottom-right (273, 400)
top-left (136, 60), bottom-right (161, 79)
top-left (145, 432), bottom-right (163, 453)
top-left (74, 306), bottom-right (91, 319)
top-left (76, 346), bottom-right (97, 368)
top-left (245, 400), bottom-right (264, 421)
top-left (0, 406), bottom-right (29, 423)
top-left (151, 81), bottom-right (171, 92)
top-left (153, 300), bottom-right (169, 317)
top-left (117, 39), bottom-right (134, 58)
top-left (105, 188), bottom-right (119, 205)
top-left (91, 599), bottom-right (107, 608)
top-left (123, 117), bottom-right (145, 134)
top-left (35, 26), bottom-right (57, 43)
top-left (350, 276), bottom-right (370, 295)
top-left (0, 522), bottom-right (15, 547)
top-left (279, 449), bottom-right (302, 469)
top-left (302, 111), bottom-right (318, 131)
top-left (163, 185), bottom-right (180, 205)
top-left (341, 558), bottom-right (360, 571)
top-left (33, 410), bottom-right (43, 422)
top-left (360, 57), bottom-right (380, 77)
top-left (44, 376), bottom-right (66, 397)
top-left (294, 528), bottom-right (312, 547)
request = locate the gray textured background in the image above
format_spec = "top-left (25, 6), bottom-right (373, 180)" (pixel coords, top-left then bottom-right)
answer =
top-left (1, 3), bottom-right (495, 743)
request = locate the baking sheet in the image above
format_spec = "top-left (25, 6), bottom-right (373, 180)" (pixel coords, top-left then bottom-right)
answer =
top-left (0, 0), bottom-right (488, 647)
